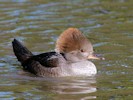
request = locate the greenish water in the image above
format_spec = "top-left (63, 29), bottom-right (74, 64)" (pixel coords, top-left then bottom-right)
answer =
top-left (0, 0), bottom-right (133, 100)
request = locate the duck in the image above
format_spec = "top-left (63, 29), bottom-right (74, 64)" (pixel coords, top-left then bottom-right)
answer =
top-left (12, 28), bottom-right (104, 77)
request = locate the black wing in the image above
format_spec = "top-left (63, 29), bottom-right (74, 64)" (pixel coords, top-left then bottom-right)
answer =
top-left (27, 52), bottom-right (61, 68)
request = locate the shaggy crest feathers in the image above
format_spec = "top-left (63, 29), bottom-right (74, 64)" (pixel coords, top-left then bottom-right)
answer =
top-left (55, 28), bottom-right (91, 53)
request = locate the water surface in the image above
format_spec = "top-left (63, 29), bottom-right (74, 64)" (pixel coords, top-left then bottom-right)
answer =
top-left (0, 0), bottom-right (133, 99)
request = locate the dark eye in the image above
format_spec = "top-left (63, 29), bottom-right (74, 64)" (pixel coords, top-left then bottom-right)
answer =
top-left (80, 49), bottom-right (84, 52)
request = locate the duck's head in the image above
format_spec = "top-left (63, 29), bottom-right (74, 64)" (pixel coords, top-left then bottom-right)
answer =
top-left (55, 28), bottom-right (104, 63)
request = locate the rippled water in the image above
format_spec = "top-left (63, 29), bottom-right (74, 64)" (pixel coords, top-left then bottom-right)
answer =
top-left (0, 0), bottom-right (133, 100)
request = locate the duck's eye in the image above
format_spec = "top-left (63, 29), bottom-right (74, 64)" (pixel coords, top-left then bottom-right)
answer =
top-left (80, 49), bottom-right (84, 52)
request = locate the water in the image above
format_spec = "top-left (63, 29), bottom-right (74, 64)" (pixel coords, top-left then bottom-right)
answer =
top-left (0, 0), bottom-right (133, 99)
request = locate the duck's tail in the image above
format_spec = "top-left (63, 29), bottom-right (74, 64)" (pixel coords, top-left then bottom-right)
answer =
top-left (12, 39), bottom-right (33, 64)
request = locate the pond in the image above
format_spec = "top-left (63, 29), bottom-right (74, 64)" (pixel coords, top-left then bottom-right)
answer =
top-left (0, 0), bottom-right (133, 99)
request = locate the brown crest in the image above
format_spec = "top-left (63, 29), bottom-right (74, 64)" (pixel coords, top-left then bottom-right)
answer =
top-left (55, 28), bottom-right (91, 53)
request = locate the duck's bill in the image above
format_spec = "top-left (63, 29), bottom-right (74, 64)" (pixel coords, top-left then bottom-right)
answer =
top-left (88, 54), bottom-right (105, 60)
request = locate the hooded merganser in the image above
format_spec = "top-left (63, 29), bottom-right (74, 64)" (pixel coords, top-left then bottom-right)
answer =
top-left (12, 28), bottom-right (104, 77)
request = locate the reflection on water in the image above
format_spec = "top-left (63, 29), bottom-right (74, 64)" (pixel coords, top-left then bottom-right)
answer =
top-left (0, 0), bottom-right (133, 99)
top-left (0, 74), bottom-right (97, 100)
top-left (52, 77), bottom-right (96, 95)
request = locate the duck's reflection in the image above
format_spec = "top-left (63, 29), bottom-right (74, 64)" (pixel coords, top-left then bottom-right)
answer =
top-left (1, 73), bottom-right (97, 100)
top-left (52, 77), bottom-right (97, 95)
top-left (34, 76), bottom-right (97, 99)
